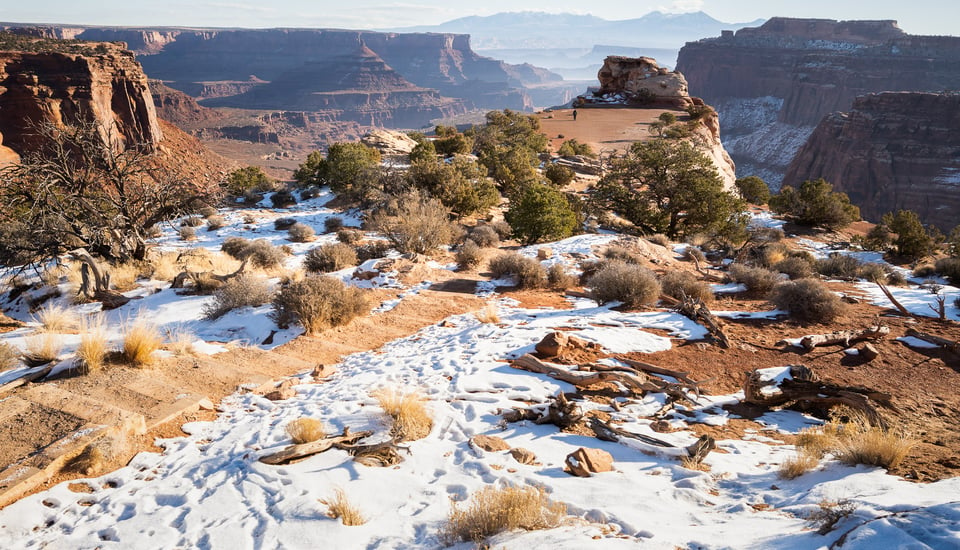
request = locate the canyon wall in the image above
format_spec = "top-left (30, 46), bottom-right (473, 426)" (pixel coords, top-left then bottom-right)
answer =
top-left (783, 92), bottom-right (960, 231)
top-left (677, 17), bottom-right (960, 188)
top-left (0, 44), bottom-right (162, 155)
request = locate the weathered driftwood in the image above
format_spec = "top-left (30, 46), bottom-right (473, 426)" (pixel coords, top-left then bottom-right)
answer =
top-left (0, 364), bottom-right (55, 396)
top-left (512, 354), bottom-right (657, 394)
top-left (171, 259), bottom-right (248, 291)
top-left (590, 418), bottom-right (717, 461)
top-left (68, 248), bottom-right (131, 309)
top-left (674, 293), bottom-right (731, 348)
top-left (617, 357), bottom-right (706, 392)
top-left (876, 282), bottom-right (914, 317)
top-left (502, 392), bottom-right (584, 428)
top-left (905, 329), bottom-right (960, 354)
top-left (344, 439), bottom-right (410, 467)
top-left (795, 325), bottom-right (890, 351)
top-left (743, 365), bottom-right (892, 427)
top-left (259, 428), bottom-right (373, 465)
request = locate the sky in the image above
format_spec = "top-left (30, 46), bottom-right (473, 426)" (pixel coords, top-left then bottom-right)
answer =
top-left (2, 0), bottom-right (957, 37)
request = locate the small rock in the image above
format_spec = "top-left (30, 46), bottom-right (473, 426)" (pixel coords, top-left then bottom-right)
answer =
top-left (470, 434), bottom-right (510, 452)
top-left (565, 447), bottom-right (614, 477)
top-left (197, 398), bottom-right (215, 411)
top-left (535, 331), bottom-right (601, 358)
top-left (311, 364), bottom-right (338, 379)
top-left (859, 343), bottom-right (880, 361)
top-left (264, 387), bottom-right (296, 401)
top-left (649, 420), bottom-right (673, 433)
top-left (537, 247), bottom-right (553, 260)
top-left (509, 447), bottom-right (538, 465)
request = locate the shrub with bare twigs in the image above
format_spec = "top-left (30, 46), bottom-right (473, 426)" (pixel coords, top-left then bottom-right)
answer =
top-left (271, 276), bottom-right (370, 334)
top-left (587, 260), bottom-right (660, 307)
top-left (488, 252), bottom-right (546, 289)
top-left (442, 485), bottom-right (566, 545)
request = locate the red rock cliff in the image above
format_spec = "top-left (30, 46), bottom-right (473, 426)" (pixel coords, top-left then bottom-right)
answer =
top-left (0, 44), bottom-right (162, 155)
top-left (676, 17), bottom-right (960, 187)
top-left (782, 92), bottom-right (960, 232)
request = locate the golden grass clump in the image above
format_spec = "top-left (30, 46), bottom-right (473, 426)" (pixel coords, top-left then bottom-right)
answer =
top-left (23, 332), bottom-right (63, 366)
top-left (442, 485), bottom-right (566, 545)
top-left (122, 318), bottom-right (163, 366)
top-left (680, 455), bottom-right (712, 472)
top-left (33, 303), bottom-right (78, 333)
top-left (147, 252), bottom-right (184, 282)
top-left (76, 315), bottom-right (109, 374)
top-left (320, 488), bottom-right (367, 526)
top-left (0, 341), bottom-right (22, 371)
top-left (371, 387), bottom-right (433, 441)
top-left (788, 408), bottom-right (916, 473)
top-left (108, 262), bottom-right (144, 291)
top-left (473, 302), bottom-right (500, 324)
top-left (778, 450), bottom-right (821, 479)
top-left (286, 418), bottom-right (327, 444)
top-left (164, 325), bottom-right (196, 356)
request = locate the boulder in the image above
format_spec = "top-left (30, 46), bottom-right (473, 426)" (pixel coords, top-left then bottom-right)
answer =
top-left (509, 447), bottom-right (538, 465)
top-left (565, 447), bottom-right (614, 477)
top-left (470, 434), bottom-right (510, 452)
top-left (361, 129), bottom-right (419, 157)
top-left (535, 331), bottom-right (603, 358)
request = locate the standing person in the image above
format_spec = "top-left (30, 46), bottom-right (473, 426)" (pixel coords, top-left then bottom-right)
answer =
top-left (572, 109), bottom-right (578, 121)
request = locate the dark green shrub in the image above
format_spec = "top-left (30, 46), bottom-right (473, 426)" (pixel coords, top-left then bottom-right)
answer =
top-left (504, 183), bottom-right (579, 245)
top-left (735, 176), bottom-right (770, 205)
top-left (769, 179), bottom-right (860, 230)
top-left (225, 166), bottom-right (275, 196)
top-left (661, 271), bottom-right (713, 303)
top-left (557, 138), bottom-right (595, 158)
top-left (304, 243), bottom-right (358, 273)
top-left (769, 279), bottom-right (845, 323)
top-left (587, 260), bottom-right (661, 307)
top-left (488, 252), bottom-right (546, 289)
top-left (271, 276), bottom-right (370, 334)
top-left (544, 164), bottom-right (575, 187)
top-left (882, 210), bottom-right (936, 260)
top-left (287, 223), bottom-right (316, 243)
top-left (728, 263), bottom-right (780, 294)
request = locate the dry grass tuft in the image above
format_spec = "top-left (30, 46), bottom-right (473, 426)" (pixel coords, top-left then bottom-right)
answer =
top-left (122, 318), bottom-right (163, 367)
top-left (442, 485), bottom-right (566, 545)
top-left (23, 332), bottom-right (62, 366)
top-left (108, 262), bottom-right (143, 291)
top-left (149, 252), bottom-right (184, 282)
top-left (320, 488), bottom-right (367, 526)
top-left (791, 409), bottom-right (915, 471)
top-left (0, 342), bottom-right (22, 371)
top-left (286, 418), bottom-right (327, 444)
top-left (778, 450), bottom-right (820, 479)
top-left (76, 315), bottom-right (109, 374)
top-left (473, 302), bottom-right (501, 324)
top-left (680, 456), bottom-right (712, 471)
top-left (371, 387), bottom-right (433, 441)
top-left (33, 303), bottom-right (78, 333)
top-left (164, 325), bottom-right (196, 356)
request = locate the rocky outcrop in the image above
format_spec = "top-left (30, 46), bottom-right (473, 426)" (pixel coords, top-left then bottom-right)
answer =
top-left (361, 129), bottom-right (418, 158)
top-left (578, 56), bottom-right (736, 189)
top-left (677, 17), bottom-right (960, 187)
top-left (783, 92), bottom-right (960, 232)
top-left (149, 80), bottom-right (222, 129)
top-left (0, 43), bottom-right (162, 154)
top-left (596, 56), bottom-right (690, 107)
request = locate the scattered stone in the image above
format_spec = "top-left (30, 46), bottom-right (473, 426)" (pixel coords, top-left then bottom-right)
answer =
top-left (470, 434), bottom-right (510, 452)
top-left (859, 343), bottom-right (880, 361)
top-left (312, 364), bottom-right (338, 379)
top-left (565, 447), bottom-right (614, 477)
top-left (650, 420), bottom-right (673, 433)
top-left (537, 247), bottom-right (553, 260)
top-left (509, 447), bottom-right (538, 465)
top-left (264, 386), bottom-right (296, 401)
top-left (535, 331), bottom-right (603, 358)
top-left (197, 398), bottom-right (215, 411)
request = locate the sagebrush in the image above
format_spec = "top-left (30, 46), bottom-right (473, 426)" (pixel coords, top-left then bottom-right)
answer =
top-left (442, 485), bottom-right (566, 544)
top-left (587, 260), bottom-right (660, 307)
top-left (271, 276), bottom-right (370, 334)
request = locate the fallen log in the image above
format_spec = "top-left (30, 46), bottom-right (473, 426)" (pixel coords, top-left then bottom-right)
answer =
top-left (905, 329), bottom-right (960, 354)
top-left (587, 360), bottom-right (701, 405)
top-left (590, 418), bottom-right (717, 462)
top-left (344, 439), bottom-right (410, 467)
top-left (797, 325), bottom-right (890, 351)
top-left (68, 248), bottom-right (131, 309)
top-left (743, 365), bottom-right (892, 427)
top-left (512, 354), bottom-right (657, 395)
top-left (502, 392), bottom-right (584, 428)
top-left (259, 428), bottom-right (373, 465)
top-left (0, 364), bottom-right (55, 397)
top-left (674, 293), bottom-right (731, 349)
top-left (171, 259), bottom-right (248, 291)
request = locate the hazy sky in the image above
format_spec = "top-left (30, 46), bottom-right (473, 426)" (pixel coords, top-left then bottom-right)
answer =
top-left (3, 0), bottom-right (957, 37)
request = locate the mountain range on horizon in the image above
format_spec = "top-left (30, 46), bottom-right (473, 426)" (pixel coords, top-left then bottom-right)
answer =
top-left (385, 10), bottom-right (767, 50)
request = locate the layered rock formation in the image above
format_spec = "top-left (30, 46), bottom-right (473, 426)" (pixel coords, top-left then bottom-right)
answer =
top-left (203, 42), bottom-right (468, 127)
top-left (0, 43), bottom-right (162, 154)
top-left (783, 92), bottom-right (960, 231)
top-left (27, 26), bottom-right (559, 115)
top-left (677, 17), bottom-right (960, 187)
top-left (579, 56), bottom-right (736, 189)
